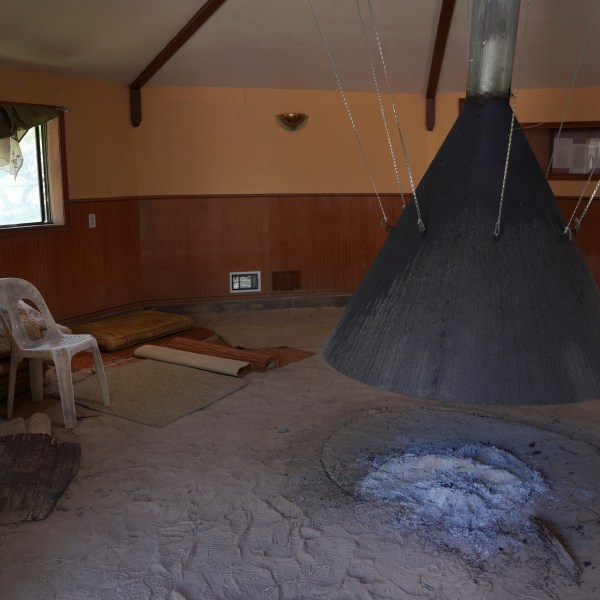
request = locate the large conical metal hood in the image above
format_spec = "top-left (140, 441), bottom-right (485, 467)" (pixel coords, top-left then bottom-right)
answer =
top-left (323, 1), bottom-right (600, 406)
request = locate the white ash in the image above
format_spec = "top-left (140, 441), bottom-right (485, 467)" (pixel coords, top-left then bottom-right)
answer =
top-left (358, 442), bottom-right (550, 561)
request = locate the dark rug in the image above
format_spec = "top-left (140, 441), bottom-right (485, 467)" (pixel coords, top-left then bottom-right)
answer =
top-left (164, 337), bottom-right (315, 370)
top-left (165, 337), bottom-right (276, 371)
top-left (0, 434), bottom-right (80, 524)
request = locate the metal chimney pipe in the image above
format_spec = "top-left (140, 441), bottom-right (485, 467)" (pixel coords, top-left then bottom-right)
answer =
top-left (466, 0), bottom-right (521, 98)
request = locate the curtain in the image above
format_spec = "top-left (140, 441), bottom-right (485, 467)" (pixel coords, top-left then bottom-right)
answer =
top-left (0, 136), bottom-right (24, 178)
top-left (0, 104), bottom-right (63, 178)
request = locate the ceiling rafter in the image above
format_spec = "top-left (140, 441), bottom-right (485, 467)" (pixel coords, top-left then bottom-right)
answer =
top-left (425, 0), bottom-right (457, 131)
top-left (129, 0), bottom-right (228, 127)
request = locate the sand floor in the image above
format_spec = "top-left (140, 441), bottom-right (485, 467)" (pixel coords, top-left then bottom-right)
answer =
top-left (0, 307), bottom-right (599, 599)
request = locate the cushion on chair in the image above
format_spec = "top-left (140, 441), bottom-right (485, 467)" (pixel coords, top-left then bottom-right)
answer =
top-left (0, 301), bottom-right (43, 359)
top-left (70, 310), bottom-right (193, 352)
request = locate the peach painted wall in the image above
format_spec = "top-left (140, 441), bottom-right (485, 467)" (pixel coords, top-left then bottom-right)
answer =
top-left (135, 84), bottom-right (600, 197)
top-left (0, 66), bottom-right (137, 199)
top-left (132, 86), bottom-right (429, 196)
top-left (1, 65), bottom-right (598, 199)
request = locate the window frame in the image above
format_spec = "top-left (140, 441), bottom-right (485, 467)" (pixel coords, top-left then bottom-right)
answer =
top-left (0, 101), bottom-right (70, 237)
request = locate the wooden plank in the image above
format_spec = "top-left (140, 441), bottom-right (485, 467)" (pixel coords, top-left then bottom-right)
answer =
top-left (425, 0), bottom-right (457, 131)
top-left (129, 0), bottom-right (228, 126)
top-left (129, 87), bottom-right (142, 127)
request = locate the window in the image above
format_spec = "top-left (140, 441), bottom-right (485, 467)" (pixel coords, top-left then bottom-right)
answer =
top-left (0, 103), bottom-right (67, 230)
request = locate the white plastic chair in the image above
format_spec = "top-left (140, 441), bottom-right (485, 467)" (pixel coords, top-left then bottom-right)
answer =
top-left (0, 277), bottom-right (109, 428)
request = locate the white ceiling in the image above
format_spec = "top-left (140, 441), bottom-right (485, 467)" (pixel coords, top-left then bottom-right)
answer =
top-left (0, 0), bottom-right (598, 95)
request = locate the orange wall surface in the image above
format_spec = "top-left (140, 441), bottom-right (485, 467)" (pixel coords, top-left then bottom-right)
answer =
top-left (1, 67), bottom-right (137, 199)
top-left (2, 66), bottom-right (599, 199)
top-left (132, 86), bottom-right (430, 196)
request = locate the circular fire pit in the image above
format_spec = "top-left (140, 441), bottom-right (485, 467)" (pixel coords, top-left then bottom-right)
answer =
top-left (321, 407), bottom-right (598, 569)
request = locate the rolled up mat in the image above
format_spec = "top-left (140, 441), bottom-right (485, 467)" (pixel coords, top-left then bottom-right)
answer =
top-left (166, 337), bottom-right (276, 371)
top-left (133, 345), bottom-right (251, 377)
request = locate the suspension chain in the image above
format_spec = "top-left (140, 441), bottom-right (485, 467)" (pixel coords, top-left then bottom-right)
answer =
top-left (558, 0), bottom-right (600, 238)
top-left (365, 0), bottom-right (425, 234)
top-left (546, 0), bottom-right (599, 178)
top-left (575, 177), bottom-right (600, 233)
top-left (355, 0), bottom-right (405, 208)
top-left (308, 0), bottom-right (390, 229)
top-left (563, 153), bottom-right (600, 238)
top-left (494, 0), bottom-right (531, 239)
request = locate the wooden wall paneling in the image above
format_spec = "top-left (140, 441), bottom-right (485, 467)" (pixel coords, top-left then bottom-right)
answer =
top-left (330, 195), bottom-right (399, 290)
top-left (0, 228), bottom-right (76, 317)
top-left (268, 195), bottom-right (403, 293)
top-left (522, 127), bottom-right (550, 171)
top-left (98, 199), bottom-right (143, 310)
top-left (3, 193), bottom-right (595, 321)
top-left (46, 200), bottom-right (143, 320)
top-left (0, 234), bottom-right (41, 287)
top-left (187, 196), bottom-right (271, 298)
top-left (269, 196), bottom-right (330, 292)
top-left (0, 198), bottom-right (143, 322)
top-left (557, 197), bottom-right (600, 285)
top-left (140, 196), bottom-right (271, 302)
top-left (140, 197), bottom-right (195, 302)
top-left (269, 196), bottom-right (327, 292)
top-left (57, 204), bottom-right (107, 317)
top-left (34, 232), bottom-right (74, 317)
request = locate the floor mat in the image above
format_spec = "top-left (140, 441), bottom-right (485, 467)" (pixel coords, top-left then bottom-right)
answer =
top-left (67, 359), bottom-right (247, 427)
top-left (165, 337), bottom-right (276, 371)
top-left (0, 433), bottom-right (80, 525)
top-left (71, 310), bottom-right (194, 352)
top-left (166, 337), bottom-right (315, 370)
top-left (213, 322), bottom-right (334, 349)
top-left (69, 327), bottom-right (215, 371)
top-left (133, 344), bottom-right (251, 377)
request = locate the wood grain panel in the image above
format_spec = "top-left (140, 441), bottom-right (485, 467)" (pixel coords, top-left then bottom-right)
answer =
top-left (140, 195), bottom-right (402, 301)
top-left (188, 196), bottom-right (271, 298)
top-left (268, 195), bottom-right (403, 293)
top-left (522, 127), bottom-right (550, 171)
top-left (139, 196), bottom-right (270, 300)
top-left (139, 197), bottom-right (194, 301)
top-left (0, 198), bottom-right (142, 321)
top-left (557, 196), bottom-right (600, 285)
top-left (1, 194), bottom-right (597, 325)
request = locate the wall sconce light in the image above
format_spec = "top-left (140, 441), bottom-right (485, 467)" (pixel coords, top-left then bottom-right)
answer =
top-left (276, 113), bottom-right (308, 131)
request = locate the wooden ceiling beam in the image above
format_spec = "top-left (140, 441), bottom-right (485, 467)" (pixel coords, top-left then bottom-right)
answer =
top-left (129, 0), bottom-right (228, 126)
top-left (425, 0), bottom-right (457, 131)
